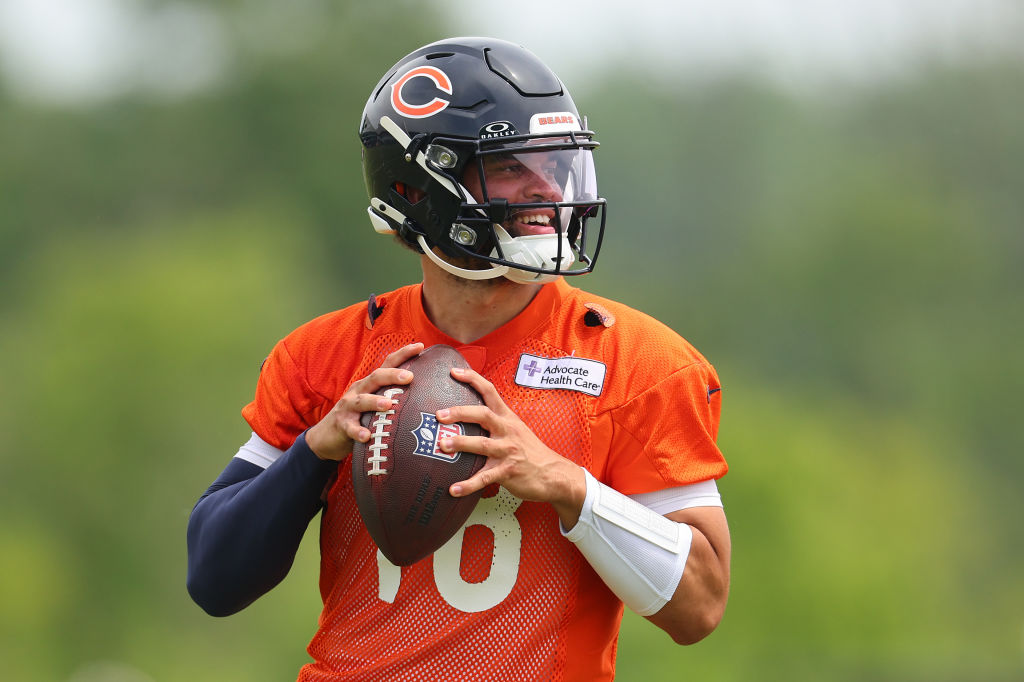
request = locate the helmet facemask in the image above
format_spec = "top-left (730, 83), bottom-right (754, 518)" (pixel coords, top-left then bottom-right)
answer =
top-left (424, 131), bottom-right (606, 283)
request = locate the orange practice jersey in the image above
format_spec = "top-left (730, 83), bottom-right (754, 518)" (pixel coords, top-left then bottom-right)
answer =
top-left (242, 278), bottom-right (727, 682)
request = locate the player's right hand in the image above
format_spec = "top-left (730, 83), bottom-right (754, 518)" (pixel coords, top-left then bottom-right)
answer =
top-left (305, 342), bottom-right (424, 461)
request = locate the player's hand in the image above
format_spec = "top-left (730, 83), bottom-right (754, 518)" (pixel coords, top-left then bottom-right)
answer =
top-left (305, 342), bottom-right (425, 461)
top-left (437, 366), bottom-right (587, 528)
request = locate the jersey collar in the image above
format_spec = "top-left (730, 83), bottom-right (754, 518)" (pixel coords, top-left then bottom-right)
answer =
top-left (406, 278), bottom-right (570, 371)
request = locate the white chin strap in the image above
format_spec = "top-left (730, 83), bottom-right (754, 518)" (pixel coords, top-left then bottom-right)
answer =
top-left (417, 225), bottom-right (574, 284)
top-left (491, 225), bottom-right (574, 284)
top-left (418, 235), bottom-right (508, 281)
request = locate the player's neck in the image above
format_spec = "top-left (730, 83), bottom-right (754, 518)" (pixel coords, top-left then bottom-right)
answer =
top-left (419, 258), bottom-right (543, 344)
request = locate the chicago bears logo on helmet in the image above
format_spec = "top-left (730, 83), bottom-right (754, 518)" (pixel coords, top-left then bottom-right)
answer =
top-left (391, 66), bottom-right (453, 119)
top-left (411, 412), bottom-right (463, 462)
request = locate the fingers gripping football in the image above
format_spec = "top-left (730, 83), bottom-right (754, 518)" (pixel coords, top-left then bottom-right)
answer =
top-left (306, 343), bottom-right (425, 461)
top-left (438, 367), bottom-right (586, 524)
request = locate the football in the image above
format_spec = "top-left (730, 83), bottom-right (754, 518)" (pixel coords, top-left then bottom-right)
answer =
top-left (351, 344), bottom-right (488, 566)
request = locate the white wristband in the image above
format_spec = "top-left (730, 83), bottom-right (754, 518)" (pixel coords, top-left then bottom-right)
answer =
top-left (562, 470), bottom-right (693, 616)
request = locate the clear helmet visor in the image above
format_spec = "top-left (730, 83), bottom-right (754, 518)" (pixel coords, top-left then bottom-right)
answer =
top-left (463, 142), bottom-right (599, 239)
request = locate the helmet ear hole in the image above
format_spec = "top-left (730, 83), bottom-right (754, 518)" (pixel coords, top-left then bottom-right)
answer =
top-left (392, 182), bottom-right (426, 204)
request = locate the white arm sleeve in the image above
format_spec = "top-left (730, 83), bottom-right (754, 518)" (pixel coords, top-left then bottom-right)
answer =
top-left (562, 470), bottom-right (694, 616)
top-left (233, 432), bottom-right (285, 469)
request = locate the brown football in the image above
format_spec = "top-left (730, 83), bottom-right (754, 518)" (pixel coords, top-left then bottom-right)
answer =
top-left (351, 344), bottom-right (487, 566)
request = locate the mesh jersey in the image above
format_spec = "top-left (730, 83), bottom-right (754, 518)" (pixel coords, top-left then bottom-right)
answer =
top-left (242, 278), bottom-right (727, 682)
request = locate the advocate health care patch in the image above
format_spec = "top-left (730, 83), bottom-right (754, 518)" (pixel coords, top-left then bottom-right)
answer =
top-left (514, 353), bottom-right (606, 397)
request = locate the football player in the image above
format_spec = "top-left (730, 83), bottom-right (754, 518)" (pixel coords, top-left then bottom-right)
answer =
top-left (187, 37), bottom-right (730, 681)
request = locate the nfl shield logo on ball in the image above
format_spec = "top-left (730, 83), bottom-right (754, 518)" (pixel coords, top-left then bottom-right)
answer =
top-left (411, 412), bottom-right (464, 462)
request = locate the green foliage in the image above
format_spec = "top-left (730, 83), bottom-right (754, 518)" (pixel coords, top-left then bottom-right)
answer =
top-left (618, 379), bottom-right (1019, 681)
top-left (586, 67), bottom-right (1024, 679)
top-left (0, 205), bottom-right (330, 680)
top-left (1, 8), bottom-right (1021, 680)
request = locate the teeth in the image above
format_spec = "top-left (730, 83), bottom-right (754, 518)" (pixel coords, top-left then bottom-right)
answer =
top-left (518, 214), bottom-right (550, 225)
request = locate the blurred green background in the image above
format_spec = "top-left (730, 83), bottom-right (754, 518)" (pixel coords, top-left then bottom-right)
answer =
top-left (1, 1), bottom-right (1021, 680)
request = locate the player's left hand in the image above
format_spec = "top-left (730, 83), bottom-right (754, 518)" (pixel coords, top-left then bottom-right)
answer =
top-left (436, 366), bottom-right (587, 528)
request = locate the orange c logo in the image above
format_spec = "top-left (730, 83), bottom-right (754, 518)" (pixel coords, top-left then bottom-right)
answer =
top-left (391, 66), bottom-right (453, 119)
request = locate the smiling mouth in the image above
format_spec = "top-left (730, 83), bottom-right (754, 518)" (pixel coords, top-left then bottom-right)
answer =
top-left (509, 212), bottom-right (557, 236)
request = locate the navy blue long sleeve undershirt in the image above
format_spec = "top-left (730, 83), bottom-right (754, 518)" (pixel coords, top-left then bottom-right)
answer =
top-left (186, 432), bottom-right (338, 616)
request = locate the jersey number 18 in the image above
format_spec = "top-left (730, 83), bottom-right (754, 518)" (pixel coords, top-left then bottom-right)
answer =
top-left (377, 487), bottom-right (523, 612)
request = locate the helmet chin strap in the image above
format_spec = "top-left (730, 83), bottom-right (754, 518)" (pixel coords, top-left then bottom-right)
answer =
top-left (417, 227), bottom-right (568, 284)
top-left (491, 225), bottom-right (573, 284)
top-left (417, 235), bottom-right (509, 281)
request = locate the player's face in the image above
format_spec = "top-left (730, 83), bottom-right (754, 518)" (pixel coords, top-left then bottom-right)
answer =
top-left (463, 151), bottom-right (564, 237)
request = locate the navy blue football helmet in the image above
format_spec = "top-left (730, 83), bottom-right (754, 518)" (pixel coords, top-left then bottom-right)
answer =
top-left (359, 37), bottom-right (606, 283)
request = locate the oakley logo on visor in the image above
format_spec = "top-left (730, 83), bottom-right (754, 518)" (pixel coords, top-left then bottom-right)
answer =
top-left (391, 66), bottom-right (453, 119)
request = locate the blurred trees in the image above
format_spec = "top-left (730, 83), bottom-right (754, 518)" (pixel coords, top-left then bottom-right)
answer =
top-left (0, 4), bottom-right (1021, 680)
top-left (586, 65), bottom-right (1023, 681)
